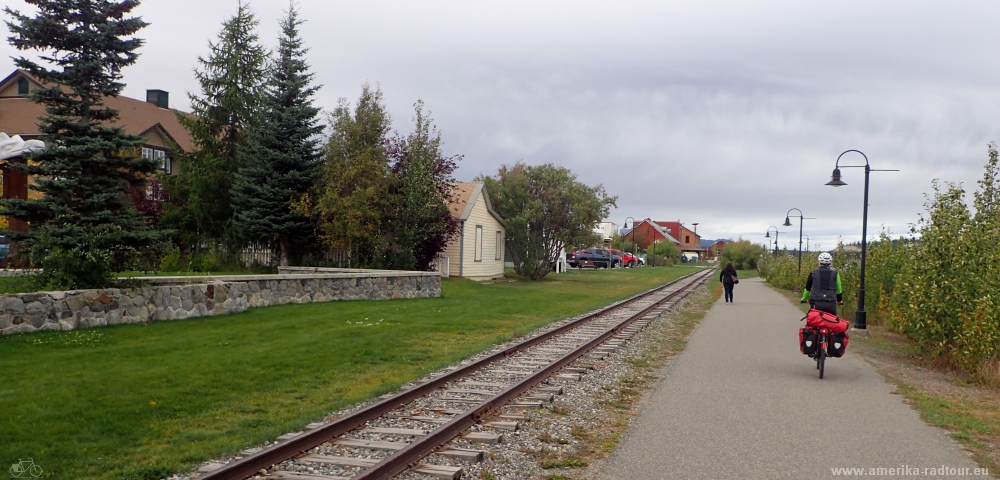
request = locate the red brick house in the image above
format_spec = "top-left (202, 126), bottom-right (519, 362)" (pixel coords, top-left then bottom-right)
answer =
top-left (623, 219), bottom-right (680, 250)
top-left (656, 221), bottom-right (705, 256)
top-left (705, 240), bottom-right (727, 259)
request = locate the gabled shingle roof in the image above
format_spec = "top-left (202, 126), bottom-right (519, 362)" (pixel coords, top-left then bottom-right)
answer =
top-left (623, 219), bottom-right (680, 244)
top-left (446, 181), bottom-right (507, 227)
top-left (0, 69), bottom-right (195, 152)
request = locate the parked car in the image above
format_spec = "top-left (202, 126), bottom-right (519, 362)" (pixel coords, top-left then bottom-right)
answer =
top-left (610, 249), bottom-right (638, 268)
top-left (575, 248), bottom-right (621, 269)
top-left (0, 235), bottom-right (9, 261)
top-left (566, 250), bottom-right (582, 268)
top-left (636, 256), bottom-right (646, 266)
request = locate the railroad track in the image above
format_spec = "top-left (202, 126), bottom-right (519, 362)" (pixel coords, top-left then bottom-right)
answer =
top-left (199, 268), bottom-right (715, 480)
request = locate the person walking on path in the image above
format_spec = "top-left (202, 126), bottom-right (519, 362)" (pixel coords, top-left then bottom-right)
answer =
top-left (719, 262), bottom-right (738, 303)
top-left (800, 252), bottom-right (843, 315)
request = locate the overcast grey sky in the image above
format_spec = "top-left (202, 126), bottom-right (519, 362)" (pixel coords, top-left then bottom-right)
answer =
top-left (5, 0), bottom-right (999, 250)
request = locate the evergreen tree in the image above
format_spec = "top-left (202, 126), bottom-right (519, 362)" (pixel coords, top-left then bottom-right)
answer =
top-left (232, 3), bottom-right (322, 267)
top-left (384, 102), bottom-right (461, 270)
top-left (2, 0), bottom-right (164, 289)
top-left (303, 84), bottom-right (391, 267)
top-left (162, 1), bottom-right (267, 251)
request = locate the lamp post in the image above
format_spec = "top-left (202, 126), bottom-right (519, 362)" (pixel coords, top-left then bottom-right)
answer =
top-left (826, 149), bottom-right (898, 330)
top-left (803, 235), bottom-right (810, 252)
top-left (691, 222), bottom-right (700, 262)
top-left (651, 234), bottom-right (656, 268)
top-left (782, 208), bottom-right (816, 275)
top-left (765, 227), bottom-right (779, 257)
top-left (624, 217), bottom-right (636, 265)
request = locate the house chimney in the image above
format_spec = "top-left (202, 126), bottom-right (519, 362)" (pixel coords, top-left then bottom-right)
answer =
top-left (146, 89), bottom-right (169, 109)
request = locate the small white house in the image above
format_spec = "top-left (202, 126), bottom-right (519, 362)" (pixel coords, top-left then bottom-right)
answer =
top-left (441, 182), bottom-right (507, 281)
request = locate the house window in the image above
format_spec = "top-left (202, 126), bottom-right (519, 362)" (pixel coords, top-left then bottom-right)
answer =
top-left (685, 235), bottom-right (690, 243)
top-left (17, 78), bottom-right (29, 96)
top-left (142, 147), bottom-right (171, 173)
top-left (475, 225), bottom-right (483, 262)
top-left (495, 231), bottom-right (502, 260)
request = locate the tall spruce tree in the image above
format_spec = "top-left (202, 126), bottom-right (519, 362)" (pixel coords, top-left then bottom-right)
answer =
top-left (2, 0), bottom-right (164, 289)
top-left (162, 1), bottom-right (267, 251)
top-left (232, 3), bottom-right (322, 267)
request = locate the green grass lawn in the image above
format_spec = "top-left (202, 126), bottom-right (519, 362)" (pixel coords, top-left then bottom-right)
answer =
top-left (736, 268), bottom-right (760, 279)
top-left (0, 266), bottom-right (700, 480)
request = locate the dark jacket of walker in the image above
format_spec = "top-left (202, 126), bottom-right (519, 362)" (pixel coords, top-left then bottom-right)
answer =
top-left (720, 265), bottom-right (738, 284)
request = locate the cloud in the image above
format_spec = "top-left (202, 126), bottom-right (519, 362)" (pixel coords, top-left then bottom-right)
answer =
top-left (4, 0), bottom-right (999, 248)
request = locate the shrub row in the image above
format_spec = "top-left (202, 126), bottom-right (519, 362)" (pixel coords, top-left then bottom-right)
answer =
top-left (761, 145), bottom-right (1000, 376)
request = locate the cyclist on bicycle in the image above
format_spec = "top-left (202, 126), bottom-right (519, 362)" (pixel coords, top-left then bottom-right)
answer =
top-left (800, 252), bottom-right (843, 315)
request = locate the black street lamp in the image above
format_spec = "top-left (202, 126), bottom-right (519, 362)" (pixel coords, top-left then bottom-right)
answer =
top-left (692, 222), bottom-right (700, 262)
top-left (624, 217), bottom-right (636, 264)
top-left (826, 149), bottom-right (898, 330)
top-left (782, 208), bottom-right (816, 275)
top-left (651, 233), bottom-right (656, 268)
top-left (765, 227), bottom-right (779, 257)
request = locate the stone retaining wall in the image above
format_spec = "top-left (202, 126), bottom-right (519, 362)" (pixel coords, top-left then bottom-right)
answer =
top-left (0, 271), bottom-right (441, 336)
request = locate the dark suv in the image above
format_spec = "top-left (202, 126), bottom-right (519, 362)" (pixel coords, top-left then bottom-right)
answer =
top-left (574, 248), bottom-right (621, 269)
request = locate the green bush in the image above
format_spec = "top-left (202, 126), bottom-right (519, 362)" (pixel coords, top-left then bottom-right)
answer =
top-left (25, 226), bottom-right (160, 290)
top-left (721, 238), bottom-right (766, 270)
top-left (649, 241), bottom-right (680, 266)
top-left (885, 151), bottom-right (1000, 375)
top-left (759, 250), bottom-right (811, 291)
top-left (159, 247), bottom-right (184, 272)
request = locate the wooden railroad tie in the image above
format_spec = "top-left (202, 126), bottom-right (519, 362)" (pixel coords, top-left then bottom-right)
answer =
top-left (301, 454), bottom-right (462, 479)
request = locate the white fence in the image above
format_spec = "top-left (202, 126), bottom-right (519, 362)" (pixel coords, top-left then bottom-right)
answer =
top-left (242, 244), bottom-right (274, 267)
top-left (432, 255), bottom-right (450, 278)
top-left (324, 249), bottom-right (349, 267)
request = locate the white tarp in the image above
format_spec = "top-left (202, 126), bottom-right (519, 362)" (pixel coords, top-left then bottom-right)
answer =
top-left (0, 132), bottom-right (45, 160)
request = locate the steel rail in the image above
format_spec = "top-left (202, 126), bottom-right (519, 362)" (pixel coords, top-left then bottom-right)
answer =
top-left (352, 267), bottom-right (714, 479)
top-left (200, 269), bottom-right (712, 480)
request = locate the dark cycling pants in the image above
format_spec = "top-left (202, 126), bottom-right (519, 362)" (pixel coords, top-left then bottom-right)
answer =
top-left (811, 300), bottom-right (838, 316)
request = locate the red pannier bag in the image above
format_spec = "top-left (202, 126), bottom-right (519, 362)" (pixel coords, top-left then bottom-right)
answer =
top-left (799, 326), bottom-right (820, 356)
top-left (827, 331), bottom-right (849, 357)
top-left (806, 308), bottom-right (849, 333)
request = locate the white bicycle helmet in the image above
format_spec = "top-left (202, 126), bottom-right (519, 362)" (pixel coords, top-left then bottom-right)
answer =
top-left (818, 252), bottom-right (833, 266)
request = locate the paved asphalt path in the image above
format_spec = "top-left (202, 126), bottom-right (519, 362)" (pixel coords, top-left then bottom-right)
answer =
top-left (598, 277), bottom-right (980, 479)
